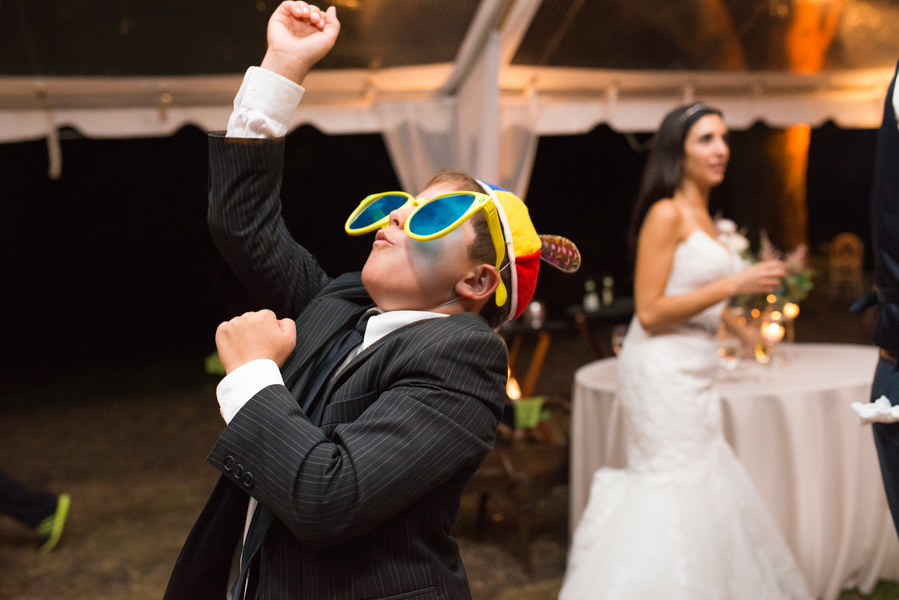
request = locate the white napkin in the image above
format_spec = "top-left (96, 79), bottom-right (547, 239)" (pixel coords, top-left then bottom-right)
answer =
top-left (851, 396), bottom-right (899, 425)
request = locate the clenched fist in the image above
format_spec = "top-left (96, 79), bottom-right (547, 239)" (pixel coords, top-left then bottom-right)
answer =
top-left (215, 309), bottom-right (297, 374)
top-left (260, 2), bottom-right (341, 85)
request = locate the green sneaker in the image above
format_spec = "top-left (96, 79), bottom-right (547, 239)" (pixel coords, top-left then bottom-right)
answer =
top-left (35, 493), bottom-right (70, 554)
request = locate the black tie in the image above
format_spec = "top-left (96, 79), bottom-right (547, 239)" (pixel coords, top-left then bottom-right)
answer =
top-left (299, 313), bottom-right (371, 422)
top-left (235, 312), bottom-right (371, 600)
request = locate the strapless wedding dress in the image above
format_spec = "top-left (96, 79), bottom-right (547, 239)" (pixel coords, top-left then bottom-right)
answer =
top-left (560, 230), bottom-right (812, 600)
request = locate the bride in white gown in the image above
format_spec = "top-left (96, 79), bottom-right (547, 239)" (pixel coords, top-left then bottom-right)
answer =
top-left (560, 104), bottom-right (813, 599)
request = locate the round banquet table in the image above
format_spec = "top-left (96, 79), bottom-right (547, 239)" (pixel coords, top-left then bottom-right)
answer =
top-left (570, 343), bottom-right (899, 600)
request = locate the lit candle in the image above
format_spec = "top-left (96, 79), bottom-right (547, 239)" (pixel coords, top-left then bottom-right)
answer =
top-left (761, 321), bottom-right (785, 343)
top-left (506, 373), bottom-right (521, 400)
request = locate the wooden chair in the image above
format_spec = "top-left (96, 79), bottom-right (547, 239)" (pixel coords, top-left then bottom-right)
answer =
top-left (464, 396), bottom-right (570, 573)
top-left (827, 232), bottom-right (865, 300)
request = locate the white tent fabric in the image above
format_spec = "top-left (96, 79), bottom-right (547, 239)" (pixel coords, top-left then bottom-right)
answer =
top-left (3, 67), bottom-right (891, 138)
top-left (2, 64), bottom-right (890, 187)
top-left (375, 99), bottom-right (456, 195)
top-left (1, 64), bottom-right (892, 187)
top-left (0, 0), bottom-right (893, 186)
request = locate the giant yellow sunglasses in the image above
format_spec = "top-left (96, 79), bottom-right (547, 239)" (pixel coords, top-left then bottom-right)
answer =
top-left (345, 191), bottom-right (508, 306)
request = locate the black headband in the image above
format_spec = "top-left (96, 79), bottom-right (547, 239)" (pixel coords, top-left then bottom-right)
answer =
top-left (679, 103), bottom-right (720, 129)
top-left (678, 103), bottom-right (721, 145)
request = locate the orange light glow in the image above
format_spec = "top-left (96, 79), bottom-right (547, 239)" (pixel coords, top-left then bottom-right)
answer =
top-left (762, 322), bottom-right (786, 342)
top-left (784, 303), bottom-right (800, 319)
top-left (506, 373), bottom-right (521, 400)
top-left (767, 294), bottom-right (777, 304)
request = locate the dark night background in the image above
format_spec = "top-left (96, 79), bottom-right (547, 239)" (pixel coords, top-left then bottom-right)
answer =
top-left (0, 122), bottom-right (877, 390)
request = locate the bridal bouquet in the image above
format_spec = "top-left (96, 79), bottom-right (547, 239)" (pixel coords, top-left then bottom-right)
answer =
top-left (756, 231), bottom-right (815, 304)
top-left (714, 218), bottom-right (816, 305)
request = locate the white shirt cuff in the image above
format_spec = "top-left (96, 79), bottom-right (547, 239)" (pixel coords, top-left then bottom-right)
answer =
top-left (216, 359), bottom-right (284, 424)
top-left (227, 66), bottom-right (305, 139)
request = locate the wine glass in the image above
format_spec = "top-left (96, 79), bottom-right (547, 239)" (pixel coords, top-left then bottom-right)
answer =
top-left (758, 317), bottom-right (785, 368)
top-left (611, 325), bottom-right (628, 355)
top-left (523, 300), bottom-right (546, 329)
top-left (717, 336), bottom-right (742, 371)
top-left (753, 341), bottom-right (771, 363)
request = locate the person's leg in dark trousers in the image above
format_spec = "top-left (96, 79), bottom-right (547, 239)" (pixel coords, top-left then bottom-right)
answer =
top-left (0, 470), bottom-right (57, 528)
top-left (872, 356), bottom-right (899, 537)
top-left (0, 469), bottom-right (69, 552)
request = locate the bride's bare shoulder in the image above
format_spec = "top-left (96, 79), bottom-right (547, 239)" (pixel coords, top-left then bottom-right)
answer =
top-left (642, 199), bottom-right (684, 236)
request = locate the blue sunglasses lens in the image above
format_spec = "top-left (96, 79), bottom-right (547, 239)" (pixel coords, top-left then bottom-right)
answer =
top-left (407, 194), bottom-right (475, 236)
top-left (351, 194), bottom-right (410, 229)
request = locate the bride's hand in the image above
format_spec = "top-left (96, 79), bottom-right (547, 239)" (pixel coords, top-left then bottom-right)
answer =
top-left (732, 260), bottom-right (786, 295)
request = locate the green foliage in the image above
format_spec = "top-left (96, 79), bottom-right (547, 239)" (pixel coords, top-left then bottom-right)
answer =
top-left (837, 580), bottom-right (899, 599)
top-left (205, 351), bottom-right (226, 376)
top-left (777, 268), bottom-right (817, 304)
top-left (739, 229), bottom-right (817, 307)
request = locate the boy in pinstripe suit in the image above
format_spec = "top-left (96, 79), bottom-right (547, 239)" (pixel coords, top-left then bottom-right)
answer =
top-left (164, 4), bottom-right (560, 599)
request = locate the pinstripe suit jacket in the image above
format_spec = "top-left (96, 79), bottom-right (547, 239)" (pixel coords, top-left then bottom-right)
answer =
top-left (164, 135), bottom-right (507, 600)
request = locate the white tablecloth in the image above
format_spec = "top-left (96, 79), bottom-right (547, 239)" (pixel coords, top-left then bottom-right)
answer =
top-left (570, 343), bottom-right (899, 600)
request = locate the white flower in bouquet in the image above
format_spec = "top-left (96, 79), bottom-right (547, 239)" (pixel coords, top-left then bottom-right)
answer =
top-left (714, 217), bottom-right (750, 254)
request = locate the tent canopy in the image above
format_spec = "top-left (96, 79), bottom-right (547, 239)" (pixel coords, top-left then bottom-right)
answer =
top-left (4, 0), bottom-right (899, 187)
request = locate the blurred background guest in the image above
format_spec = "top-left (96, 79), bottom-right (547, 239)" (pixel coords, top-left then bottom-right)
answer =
top-left (0, 470), bottom-right (69, 554)
top-left (851, 57), bottom-right (899, 537)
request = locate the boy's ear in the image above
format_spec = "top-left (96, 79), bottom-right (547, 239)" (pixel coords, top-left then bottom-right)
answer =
top-left (455, 264), bottom-right (500, 302)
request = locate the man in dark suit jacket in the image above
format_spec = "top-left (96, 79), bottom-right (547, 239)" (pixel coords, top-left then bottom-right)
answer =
top-left (853, 58), bottom-right (899, 537)
top-left (164, 4), bottom-right (556, 599)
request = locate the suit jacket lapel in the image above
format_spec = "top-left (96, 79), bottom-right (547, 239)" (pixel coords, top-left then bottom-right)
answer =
top-left (280, 297), bottom-right (373, 393)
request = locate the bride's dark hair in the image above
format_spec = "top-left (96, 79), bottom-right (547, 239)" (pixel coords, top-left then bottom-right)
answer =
top-left (627, 103), bottom-right (723, 258)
